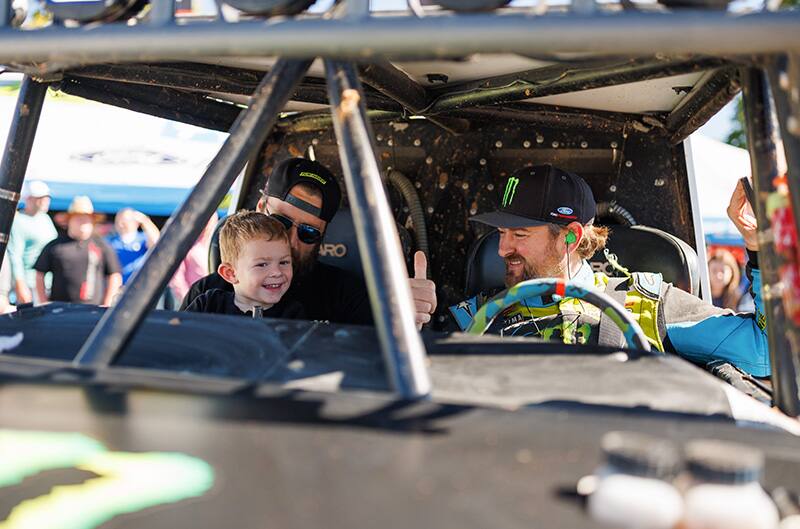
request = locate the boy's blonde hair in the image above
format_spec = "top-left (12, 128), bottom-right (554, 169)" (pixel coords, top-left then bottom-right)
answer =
top-left (219, 211), bottom-right (289, 264)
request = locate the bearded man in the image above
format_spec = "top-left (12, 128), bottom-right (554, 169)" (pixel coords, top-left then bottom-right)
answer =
top-left (181, 158), bottom-right (436, 328)
top-left (449, 165), bottom-right (769, 377)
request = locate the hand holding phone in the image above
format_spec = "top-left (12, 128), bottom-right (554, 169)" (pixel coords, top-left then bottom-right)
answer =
top-left (729, 177), bottom-right (759, 251)
top-left (739, 177), bottom-right (755, 210)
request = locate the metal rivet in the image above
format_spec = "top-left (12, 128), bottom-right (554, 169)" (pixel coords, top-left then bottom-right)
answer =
top-left (387, 139), bottom-right (394, 147)
top-left (611, 141), bottom-right (619, 149)
top-left (625, 160), bottom-right (633, 168)
top-left (487, 183), bottom-right (495, 191)
top-left (377, 134), bottom-right (384, 141)
top-left (536, 135), bottom-right (545, 144)
top-left (580, 141), bottom-right (588, 149)
top-left (779, 71), bottom-right (790, 91)
top-left (311, 138), bottom-right (319, 145)
top-left (439, 183), bottom-right (446, 189)
top-left (523, 140), bottom-right (531, 148)
top-left (462, 182), bottom-right (469, 190)
top-left (495, 140), bottom-right (503, 148)
top-left (427, 206), bottom-right (434, 214)
top-left (403, 206), bottom-right (409, 213)
top-left (426, 156), bottom-right (433, 165)
top-left (479, 158), bottom-right (487, 166)
top-left (654, 178), bottom-right (665, 187)
top-left (609, 185), bottom-right (617, 193)
top-left (415, 181), bottom-right (422, 189)
top-left (551, 141), bottom-right (559, 148)
top-left (788, 116), bottom-right (800, 136)
top-left (470, 208), bottom-right (477, 215)
top-left (413, 139), bottom-right (421, 146)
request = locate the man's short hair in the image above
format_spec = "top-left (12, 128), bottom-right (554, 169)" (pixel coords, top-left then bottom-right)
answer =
top-left (220, 211), bottom-right (289, 264)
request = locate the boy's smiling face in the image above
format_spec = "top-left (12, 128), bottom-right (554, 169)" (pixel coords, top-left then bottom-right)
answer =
top-left (221, 237), bottom-right (293, 309)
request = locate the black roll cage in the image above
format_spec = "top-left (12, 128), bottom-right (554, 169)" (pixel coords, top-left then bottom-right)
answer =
top-left (0, 1), bottom-right (799, 415)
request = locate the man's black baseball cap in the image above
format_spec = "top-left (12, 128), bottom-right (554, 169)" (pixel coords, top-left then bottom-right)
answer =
top-left (265, 158), bottom-right (342, 222)
top-left (470, 164), bottom-right (596, 228)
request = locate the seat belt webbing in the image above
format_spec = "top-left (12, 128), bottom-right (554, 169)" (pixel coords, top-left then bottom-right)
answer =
top-left (598, 278), bottom-right (629, 349)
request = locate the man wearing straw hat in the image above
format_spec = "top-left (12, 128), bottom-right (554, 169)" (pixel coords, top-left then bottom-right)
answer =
top-left (34, 196), bottom-right (122, 306)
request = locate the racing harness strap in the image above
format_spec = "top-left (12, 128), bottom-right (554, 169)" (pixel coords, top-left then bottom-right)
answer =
top-left (600, 273), bottom-right (667, 351)
top-left (597, 278), bottom-right (629, 349)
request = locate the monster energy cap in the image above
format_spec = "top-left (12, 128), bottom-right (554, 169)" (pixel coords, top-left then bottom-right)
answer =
top-left (470, 164), bottom-right (596, 228)
top-left (265, 158), bottom-right (342, 222)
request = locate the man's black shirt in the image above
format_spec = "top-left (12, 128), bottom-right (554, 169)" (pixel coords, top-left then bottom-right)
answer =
top-left (180, 262), bottom-right (373, 325)
top-left (185, 288), bottom-right (306, 319)
top-left (34, 234), bottom-right (121, 304)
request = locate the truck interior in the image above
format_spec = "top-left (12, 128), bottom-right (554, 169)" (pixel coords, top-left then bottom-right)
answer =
top-left (0, 0), bottom-right (799, 423)
top-left (2, 2), bottom-right (800, 527)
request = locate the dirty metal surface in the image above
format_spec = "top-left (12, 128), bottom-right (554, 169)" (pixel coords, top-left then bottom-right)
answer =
top-left (0, 373), bottom-right (799, 529)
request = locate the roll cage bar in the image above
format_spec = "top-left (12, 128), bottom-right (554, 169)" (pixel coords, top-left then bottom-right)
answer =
top-left (0, 0), bottom-right (799, 413)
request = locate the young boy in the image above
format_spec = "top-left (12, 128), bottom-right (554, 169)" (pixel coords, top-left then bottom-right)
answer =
top-left (184, 211), bottom-right (304, 319)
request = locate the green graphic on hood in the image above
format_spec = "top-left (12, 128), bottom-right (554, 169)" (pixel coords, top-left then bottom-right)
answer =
top-left (0, 429), bottom-right (214, 529)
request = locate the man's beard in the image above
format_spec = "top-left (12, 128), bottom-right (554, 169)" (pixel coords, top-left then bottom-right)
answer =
top-left (503, 248), bottom-right (565, 288)
top-left (292, 242), bottom-right (320, 281)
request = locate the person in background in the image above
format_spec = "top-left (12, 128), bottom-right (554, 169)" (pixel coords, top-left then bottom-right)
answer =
top-left (708, 247), bottom-right (753, 312)
top-left (170, 212), bottom-right (218, 303)
top-left (0, 258), bottom-right (12, 314)
top-left (34, 196), bottom-right (122, 306)
top-left (106, 208), bottom-right (160, 284)
top-left (7, 180), bottom-right (57, 304)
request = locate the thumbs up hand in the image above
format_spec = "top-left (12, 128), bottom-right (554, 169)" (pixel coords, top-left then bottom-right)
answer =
top-left (410, 251), bottom-right (437, 330)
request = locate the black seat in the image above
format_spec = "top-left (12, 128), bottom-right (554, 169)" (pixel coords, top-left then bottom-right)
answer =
top-left (464, 225), bottom-right (700, 298)
top-left (309, 208), bottom-right (415, 277)
top-left (316, 208), bottom-right (365, 277)
top-left (208, 208), bottom-right (412, 280)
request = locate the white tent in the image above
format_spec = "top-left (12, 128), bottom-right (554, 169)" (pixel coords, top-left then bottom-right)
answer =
top-left (688, 134), bottom-right (751, 246)
top-left (0, 93), bottom-right (228, 216)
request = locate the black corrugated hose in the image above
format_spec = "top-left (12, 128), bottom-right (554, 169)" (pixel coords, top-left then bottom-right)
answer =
top-left (388, 169), bottom-right (429, 260)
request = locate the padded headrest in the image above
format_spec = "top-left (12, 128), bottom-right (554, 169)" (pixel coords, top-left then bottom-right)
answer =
top-left (465, 225), bottom-right (700, 297)
top-left (319, 208), bottom-right (415, 276)
top-left (317, 208), bottom-right (364, 277)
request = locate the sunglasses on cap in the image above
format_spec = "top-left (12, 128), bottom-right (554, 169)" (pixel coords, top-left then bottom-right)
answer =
top-left (269, 213), bottom-right (323, 244)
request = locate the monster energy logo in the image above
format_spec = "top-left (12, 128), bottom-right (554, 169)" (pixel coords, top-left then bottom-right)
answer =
top-left (0, 429), bottom-right (214, 529)
top-left (502, 176), bottom-right (520, 207)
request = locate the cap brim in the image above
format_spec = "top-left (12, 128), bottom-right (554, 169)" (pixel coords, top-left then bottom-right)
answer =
top-left (469, 211), bottom-right (550, 229)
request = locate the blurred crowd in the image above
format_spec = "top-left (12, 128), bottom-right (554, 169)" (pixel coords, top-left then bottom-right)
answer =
top-left (0, 180), bottom-right (217, 313)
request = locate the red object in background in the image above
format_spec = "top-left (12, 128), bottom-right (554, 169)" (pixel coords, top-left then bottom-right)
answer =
top-left (781, 263), bottom-right (800, 325)
top-left (772, 205), bottom-right (798, 258)
top-left (708, 244), bottom-right (746, 265)
top-left (768, 173), bottom-right (800, 324)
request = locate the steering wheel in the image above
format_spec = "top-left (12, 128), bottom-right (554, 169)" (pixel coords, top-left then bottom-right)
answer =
top-left (465, 278), bottom-right (652, 352)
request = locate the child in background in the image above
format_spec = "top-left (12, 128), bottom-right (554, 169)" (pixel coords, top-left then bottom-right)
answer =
top-left (184, 211), bottom-right (304, 319)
